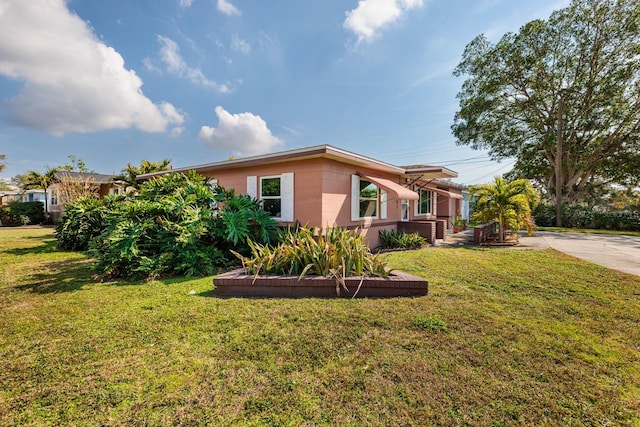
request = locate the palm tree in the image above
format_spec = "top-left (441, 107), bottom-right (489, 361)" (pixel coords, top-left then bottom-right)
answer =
top-left (21, 167), bottom-right (59, 220)
top-left (469, 177), bottom-right (539, 242)
top-left (112, 159), bottom-right (171, 192)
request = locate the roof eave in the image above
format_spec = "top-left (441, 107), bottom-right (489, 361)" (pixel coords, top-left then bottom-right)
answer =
top-left (402, 167), bottom-right (458, 179)
top-left (138, 144), bottom-right (406, 179)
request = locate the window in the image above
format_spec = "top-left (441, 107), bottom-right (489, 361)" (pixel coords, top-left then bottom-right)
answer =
top-left (359, 179), bottom-right (378, 218)
top-left (247, 173), bottom-right (294, 222)
top-left (109, 187), bottom-right (125, 196)
top-left (417, 188), bottom-right (432, 215)
top-left (351, 175), bottom-right (389, 221)
top-left (50, 189), bottom-right (58, 206)
top-left (260, 176), bottom-right (282, 218)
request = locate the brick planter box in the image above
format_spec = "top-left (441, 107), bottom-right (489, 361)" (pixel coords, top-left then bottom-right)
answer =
top-left (213, 269), bottom-right (428, 298)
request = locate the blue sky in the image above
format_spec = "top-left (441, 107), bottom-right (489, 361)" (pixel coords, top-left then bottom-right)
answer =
top-left (0, 0), bottom-right (568, 185)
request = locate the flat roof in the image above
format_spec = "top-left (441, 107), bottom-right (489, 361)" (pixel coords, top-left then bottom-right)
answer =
top-left (138, 144), bottom-right (458, 179)
top-left (401, 165), bottom-right (458, 179)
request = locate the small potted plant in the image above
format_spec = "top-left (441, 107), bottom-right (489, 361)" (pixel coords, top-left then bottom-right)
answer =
top-left (452, 215), bottom-right (467, 233)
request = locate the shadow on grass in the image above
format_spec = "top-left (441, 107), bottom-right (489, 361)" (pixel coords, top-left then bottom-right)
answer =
top-left (3, 239), bottom-right (58, 256)
top-left (105, 275), bottom-right (200, 288)
top-left (13, 258), bottom-right (96, 294)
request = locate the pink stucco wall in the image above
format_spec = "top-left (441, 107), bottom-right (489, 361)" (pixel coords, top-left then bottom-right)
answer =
top-left (198, 157), bottom-right (461, 248)
top-left (319, 159), bottom-right (405, 247)
top-left (202, 158), bottom-right (324, 226)
top-left (201, 157), bottom-right (410, 247)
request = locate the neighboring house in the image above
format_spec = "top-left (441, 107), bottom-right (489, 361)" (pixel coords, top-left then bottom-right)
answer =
top-left (47, 171), bottom-right (123, 222)
top-left (139, 145), bottom-right (464, 248)
top-left (0, 189), bottom-right (46, 205)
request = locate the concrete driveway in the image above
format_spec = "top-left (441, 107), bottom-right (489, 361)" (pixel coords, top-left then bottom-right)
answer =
top-left (521, 231), bottom-right (640, 276)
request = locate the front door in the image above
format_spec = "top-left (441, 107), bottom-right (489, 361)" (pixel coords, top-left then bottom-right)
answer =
top-left (401, 199), bottom-right (409, 221)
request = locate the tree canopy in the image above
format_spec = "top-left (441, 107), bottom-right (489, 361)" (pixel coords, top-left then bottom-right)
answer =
top-left (453, 0), bottom-right (640, 212)
top-left (0, 154), bottom-right (5, 174)
top-left (113, 159), bottom-right (172, 191)
top-left (61, 155), bottom-right (93, 173)
top-left (20, 168), bottom-right (59, 217)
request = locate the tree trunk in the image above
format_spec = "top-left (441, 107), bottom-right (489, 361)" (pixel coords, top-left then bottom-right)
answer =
top-left (43, 187), bottom-right (49, 223)
top-left (555, 91), bottom-right (564, 227)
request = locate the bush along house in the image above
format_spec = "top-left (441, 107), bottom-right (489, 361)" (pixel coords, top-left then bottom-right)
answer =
top-left (139, 145), bottom-right (464, 248)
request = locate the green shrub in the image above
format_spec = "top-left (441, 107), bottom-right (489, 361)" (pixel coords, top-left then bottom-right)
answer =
top-left (88, 172), bottom-right (278, 280)
top-left (379, 229), bottom-right (426, 250)
top-left (592, 210), bottom-right (640, 231)
top-left (532, 203), bottom-right (555, 227)
top-left (533, 203), bottom-right (640, 231)
top-left (233, 226), bottom-right (389, 295)
top-left (55, 197), bottom-right (114, 250)
top-left (0, 206), bottom-right (22, 227)
top-left (7, 201), bottom-right (44, 225)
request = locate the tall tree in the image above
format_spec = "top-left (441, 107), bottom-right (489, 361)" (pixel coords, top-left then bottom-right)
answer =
top-left (20, 168), bottom-right (59, 218)
top-left (452, 0), bottom-right (640, 226)
top-left (470, 177), bottom-right (539, 242)
top-left (61, 155), bottom-right (93, 173)
top-left (113, 159), bottom-right (172, 191)
top-left (0, 155), bottom-right (8, 190)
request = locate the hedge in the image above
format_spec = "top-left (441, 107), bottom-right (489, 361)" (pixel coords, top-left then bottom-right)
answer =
top-left (0, 202), bottom-right (45, 226)
top-left (533, 203), bottom-right (640, 231)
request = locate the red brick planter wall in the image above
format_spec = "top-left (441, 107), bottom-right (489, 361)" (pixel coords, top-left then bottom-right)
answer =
top-left (473, 221), bottom-right (498, 244)
top-left (213, 269), bottom-right (428, 298)
top-left (397, 221), bottom-right (436, 244)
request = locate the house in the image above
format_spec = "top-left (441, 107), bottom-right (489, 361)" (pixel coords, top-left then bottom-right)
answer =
top-left (47, 171), bottom-right (123, 222)
top-left (0, 189), bottom-right (46, 205)
top-left (139, 145), bottom-right (464, 248)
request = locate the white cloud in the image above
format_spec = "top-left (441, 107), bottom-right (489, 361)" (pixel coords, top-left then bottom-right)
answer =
top-left (170, 126), bottom-right (185, 138)
top-left (179, 0), bottom-right (194, 8)
top-left (231, 35), bottom-right (251, 55)
top-left (217, 0), bottom-right (240, 16)
top-left (155, 35), bottom-right (231, 93)
top-left (199, 106), bottom-right (283, 156)
top-left (344, 0), bottom-right (424, 43)
top-left (0, 0), bottom-right (184, 135)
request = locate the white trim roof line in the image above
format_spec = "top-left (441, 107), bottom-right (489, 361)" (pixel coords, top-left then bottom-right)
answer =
top-left (139, 144), bottom-right (408, 179)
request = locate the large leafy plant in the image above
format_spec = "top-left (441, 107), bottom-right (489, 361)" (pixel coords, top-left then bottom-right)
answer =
top-left (56, 171), bottom-right (279, 279)
top-left (55, 196), bottom-right (116, 250)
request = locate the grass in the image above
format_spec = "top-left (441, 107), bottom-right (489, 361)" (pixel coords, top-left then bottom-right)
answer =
top-left (1, 227), bottom-right (639, 425)
top-left (537, 226), bottom-right (640, 237)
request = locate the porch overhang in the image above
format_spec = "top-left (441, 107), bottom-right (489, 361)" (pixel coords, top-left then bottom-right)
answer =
top-left (423, 186), bottom-right (464, 200)
top-left (360, 174), bottom-right (419, 201)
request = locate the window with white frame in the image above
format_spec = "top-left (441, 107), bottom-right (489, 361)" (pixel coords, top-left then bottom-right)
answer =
top-left (247, 173), bottom-right (294, 222)
top-left (260, 176), bottom-right (282, 218)
top-left (416, 188), bottom-right (433, 215)
top-left (50, 189), bottom-right (58, 206)
top-left (351, 175), bottom-right (387, 221)
top-left (109, 187), bottom-right (125, 196)
top-left (359, 179), bottom-right (378, 218)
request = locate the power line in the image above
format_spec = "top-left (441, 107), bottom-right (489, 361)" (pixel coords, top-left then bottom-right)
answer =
top-left (463, 160), bottom-right (516, 185)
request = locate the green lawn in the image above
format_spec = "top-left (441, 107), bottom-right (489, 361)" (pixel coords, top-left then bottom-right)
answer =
top-left (1, 227), bottom-right (639, 426)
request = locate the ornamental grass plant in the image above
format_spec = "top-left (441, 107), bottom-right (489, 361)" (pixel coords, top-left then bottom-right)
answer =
top-left (233, 226), bottom-right (389, 295)
top-left (378, 229), bottom-right (426, 250)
